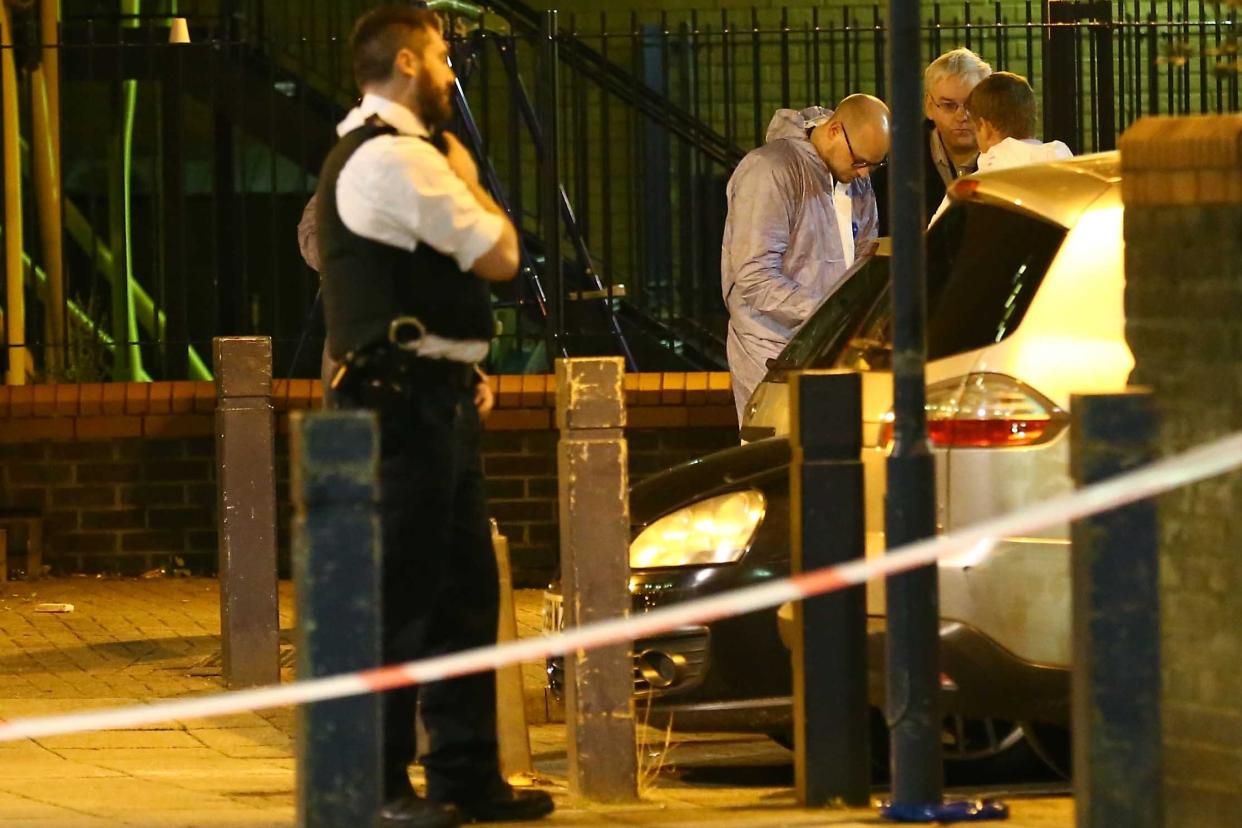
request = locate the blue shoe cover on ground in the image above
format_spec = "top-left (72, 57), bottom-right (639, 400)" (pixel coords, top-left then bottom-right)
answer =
top-left (879, 799), bottom-right (1010, 823)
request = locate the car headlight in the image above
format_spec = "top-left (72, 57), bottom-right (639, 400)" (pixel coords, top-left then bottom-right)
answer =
top-left (629, 490), bottom-right (766, 568)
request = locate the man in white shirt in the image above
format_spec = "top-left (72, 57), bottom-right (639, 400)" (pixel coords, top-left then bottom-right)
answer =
top-left (928, 72), bottom-right (1072, 225)
top-left (316, 7), bottom-right (552, 826)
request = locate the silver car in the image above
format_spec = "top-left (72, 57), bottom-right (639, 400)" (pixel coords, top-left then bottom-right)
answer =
top-left (744, 152), bottom-right (1128, 723)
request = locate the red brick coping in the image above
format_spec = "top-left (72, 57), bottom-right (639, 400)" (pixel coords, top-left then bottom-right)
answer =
top-left (0, 374), bottom-right (737, 441)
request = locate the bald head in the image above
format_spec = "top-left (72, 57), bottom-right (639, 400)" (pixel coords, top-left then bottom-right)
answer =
top-left (834, 94), bottom-right (891, 158)
top-left (811, 93), bottom-right (892, 183)
top-left (834, 93), bottom-right (892, 127)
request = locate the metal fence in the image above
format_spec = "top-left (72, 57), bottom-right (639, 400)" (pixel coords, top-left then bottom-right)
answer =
top-left (0, 0), bottom-right (1238, 382)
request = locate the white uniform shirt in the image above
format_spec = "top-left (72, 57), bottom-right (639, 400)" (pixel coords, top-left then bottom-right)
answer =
top-left (334, 93), bottom-right (503, 273)
top-left (832, 180), bottom-right (856, 266)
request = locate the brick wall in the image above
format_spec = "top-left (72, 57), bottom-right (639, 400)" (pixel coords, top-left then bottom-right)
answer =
top-left (0, 375), bottom-right (739, 587)
top-left (0, 437), bottom-right (219, 577)
top-left (1120, 115), bottom-right (1242, 826)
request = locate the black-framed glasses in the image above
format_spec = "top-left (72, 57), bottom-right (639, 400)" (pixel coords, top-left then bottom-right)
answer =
top-left (841, 124), bottom-right (887, 171)
top-left (931, 98), bottom-right (969, 115)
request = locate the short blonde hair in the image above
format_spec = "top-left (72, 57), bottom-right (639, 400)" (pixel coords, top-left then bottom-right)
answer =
top-left (924, 48), bottom-right (992, 93)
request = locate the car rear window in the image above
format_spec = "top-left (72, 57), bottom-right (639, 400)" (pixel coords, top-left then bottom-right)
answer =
top-left (923, 200), bottom-right (1067, 359)
top-left (822, 201), bottom-right (1068, 371)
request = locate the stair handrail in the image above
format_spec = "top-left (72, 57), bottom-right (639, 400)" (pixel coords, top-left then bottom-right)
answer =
top-left (482, 0), bottom-right (745, 167)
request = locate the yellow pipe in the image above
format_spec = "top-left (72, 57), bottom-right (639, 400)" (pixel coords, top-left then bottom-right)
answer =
top-left (34, 0), bottom-right (64, 377)
top-left (32, 68), bottom-right (66, 378)
top-left (1, 2), bottom-right (31, 384)
top-left (40, 0), bottom-right (59, 162)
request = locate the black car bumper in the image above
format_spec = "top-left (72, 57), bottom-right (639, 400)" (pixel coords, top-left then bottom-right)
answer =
top-left (547, 572), bottom-right (1069, 733)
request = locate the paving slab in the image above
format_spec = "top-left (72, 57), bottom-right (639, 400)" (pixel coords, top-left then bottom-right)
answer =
top-left (36, 731), bottom-right (204, 750)
top-left (0, 579), bottom-right (1074, 827)
top-left (0, 789), bottom-right (88, 819)
top-left (0, 817), bottom-right (119, 827)
top-left (108, 811), bottom-right (295, 828)
top-left (0, 776), bottom-right (246, 812)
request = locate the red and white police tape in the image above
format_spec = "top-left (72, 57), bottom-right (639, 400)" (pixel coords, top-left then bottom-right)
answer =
top-left (2, 431), bottom-right (1241, 744)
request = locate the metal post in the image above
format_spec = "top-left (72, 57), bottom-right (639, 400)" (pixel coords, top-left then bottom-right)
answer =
top-left (292, 410), bottom-right (384, 828)
top-left (556, 357), bottom-right (637, 802)
top-left (1090, 2), bottom-right (1117, 151)
top-left (161, 42), bottom-right (189, 379)
top-left (884, 0), bottom-right (943, 807)
top-left (639, 24), bottom-right (672, 308)
top-left (1070, 391), bottom-right (1162, 828)
top-left (539, 11), bottom-right (564, 358)
top-left (789, 371), bottom-right (869, 807)
top-left (213, 336), bottom-right (280, 689)
top-left (1045, 1), bottom-right (1082, 153)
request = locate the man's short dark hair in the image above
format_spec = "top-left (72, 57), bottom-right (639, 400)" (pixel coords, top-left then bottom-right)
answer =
top-left (351, 5), bottom-right (443, 90)
top-left (966, 71), bottom-right (1037, 139)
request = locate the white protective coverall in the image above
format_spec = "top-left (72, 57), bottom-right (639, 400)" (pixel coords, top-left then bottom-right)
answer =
top-left (721, 106), bottom-right (879, 424)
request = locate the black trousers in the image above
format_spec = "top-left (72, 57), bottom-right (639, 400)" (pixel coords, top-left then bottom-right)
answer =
top-left (338, 374), bottom-right (502, 800)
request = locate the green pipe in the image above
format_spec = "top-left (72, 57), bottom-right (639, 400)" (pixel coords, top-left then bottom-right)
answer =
top-left (427, 0), bottom-right (486, 18)
top-left (111, 0), bottom-right (143, 380)
top-left (60, 194), bottom-right (210, 380)
top-left (20, 128), bottom-right (210, 378)
top-left (8, 189), bottom-right (201, 381)
top-left (0, 219), bottom-right (153, 381)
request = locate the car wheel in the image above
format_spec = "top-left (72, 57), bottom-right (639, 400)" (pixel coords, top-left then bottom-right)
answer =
top-left (772, 716), bottom-right (1043, 784)
top-left (938, 717), bottom-right (1050, 784)
top-left (1020, 721), bottom-right (1072, 780)
top-left (942, 716), bottom-right (1026, 762)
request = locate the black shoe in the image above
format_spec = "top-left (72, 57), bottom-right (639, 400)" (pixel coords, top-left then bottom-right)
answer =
top-left (441, 785), bottom-right (555, 823)
top-left (375, 794), bottom-right (461, 828)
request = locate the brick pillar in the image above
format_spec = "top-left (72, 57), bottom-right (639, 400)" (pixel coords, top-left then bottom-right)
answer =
top-left (1120, 115), bottom-right (1242, 827)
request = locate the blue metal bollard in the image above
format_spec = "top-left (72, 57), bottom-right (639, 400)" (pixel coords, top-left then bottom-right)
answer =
top-left (291, 410), bottom-right (384, 827)
top-left (1070, 391), bottom-right (1162, 828)
top-left (789, 370), bottom-right (870, 807)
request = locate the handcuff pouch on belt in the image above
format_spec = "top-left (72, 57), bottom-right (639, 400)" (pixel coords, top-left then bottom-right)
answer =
top-left (330, 316), bottom-right (479, 408)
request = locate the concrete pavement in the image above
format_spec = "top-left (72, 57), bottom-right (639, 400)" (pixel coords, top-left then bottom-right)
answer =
top-left (0, 578), bottom-right (1073, 826)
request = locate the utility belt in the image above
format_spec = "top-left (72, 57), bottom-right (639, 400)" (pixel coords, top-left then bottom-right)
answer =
top-left (331, 316), bottom-right (486, 403)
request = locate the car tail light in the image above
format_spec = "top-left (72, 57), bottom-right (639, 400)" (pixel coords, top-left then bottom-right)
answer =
top-left (880, 373), bottom-right (1067, 449)
top-left (952, 179), bottom-right (981, 200)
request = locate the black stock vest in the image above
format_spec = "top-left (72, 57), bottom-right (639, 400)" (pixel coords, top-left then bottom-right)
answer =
top-left (316, 117), bottom-right (493, 360)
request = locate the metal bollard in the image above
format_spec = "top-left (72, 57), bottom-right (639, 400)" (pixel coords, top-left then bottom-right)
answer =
top-left (213, 336), bottom-right (279, 689)
top-left (493, 519), bottom-right (534, 780)
top-left (789, 371), bottom-right (869, 806)
top-left (556, 357), bottom-right (637, 802)
top-left (1070, 391), bottom-right (1162, 828)
top-left (291, 410), bottom-right (384, 827)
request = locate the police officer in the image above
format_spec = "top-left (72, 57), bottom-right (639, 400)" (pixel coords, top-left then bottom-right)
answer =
top-left (316, 6), bottom-right (553, 826)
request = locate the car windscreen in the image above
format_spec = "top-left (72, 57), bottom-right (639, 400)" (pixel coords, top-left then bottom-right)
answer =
top-left (836, 201), bottom-right (1068, 370)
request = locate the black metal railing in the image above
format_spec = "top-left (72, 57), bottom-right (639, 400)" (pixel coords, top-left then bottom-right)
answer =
top-left (1, 1), bottom-right (1237, 383)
